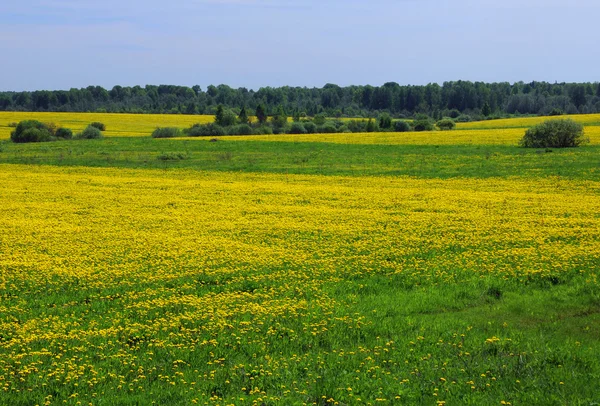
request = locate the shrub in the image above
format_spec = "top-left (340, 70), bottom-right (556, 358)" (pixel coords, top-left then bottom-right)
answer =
top-left (347, 120), bottom-right (367, 133)
top-left (520, 119), bottom-right (587, 148)
top-left (11, 120), bottom-right (53, 143)
top-left (313, 113), bottom-right (327, 126)
top-left (152, 127), bottom-right (181, 138)
top-left (319, 123), bottom-right (337, 133)
top-left (227, 124), bottom-right (253, 135)
top-left (76, 125), bottom-right (103, 139)
top-left (393, 120), bottom-right (410, 132)
top-left (288, 122), bottom-right (307, 134)
top-left (378, 113), bottom-right (392, 129)
top-left (549, 108), bottom-right (564, 116)
top-left (90, 122), bottom-right (106, 131)
top-left (455, 114), bottom-right (472, 123)
top-left (412, 119), bottom-right (434, 132)
top-left (157, 152), bottom-right (188, 161)
top-left (55, 127), bottom-right (73, 139)
top-left (254, 125), bottom-right (273, 135)
top-left (436, 118), bottom-right (456, 131)
top-left (44, 122), bottom-right (58, 136)
top-left (365, 119), bottom-right (379, 132)
top-left (303, 122), bottom-right (317, 134)
top-left (187, 123), bottom-right (225, 137)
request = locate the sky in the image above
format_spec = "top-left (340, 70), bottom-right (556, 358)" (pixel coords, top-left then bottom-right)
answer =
top-left (0, 0), bottom-right (598, 91)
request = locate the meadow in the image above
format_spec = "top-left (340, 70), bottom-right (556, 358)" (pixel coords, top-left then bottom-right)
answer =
top-left (0, 112), bottom-right (599, 405)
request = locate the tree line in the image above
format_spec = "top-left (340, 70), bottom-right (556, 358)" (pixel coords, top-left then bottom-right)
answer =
top-left (1, 81), bottom-right (599, 119)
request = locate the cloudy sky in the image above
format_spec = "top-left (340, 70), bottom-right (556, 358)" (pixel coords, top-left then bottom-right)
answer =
top-left (0, 0), bottom-right (597, 91)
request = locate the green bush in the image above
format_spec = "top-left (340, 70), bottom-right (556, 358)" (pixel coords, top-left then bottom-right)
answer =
top-left (187, 123), bottom-right (226, 137)
top-left (303, 122), bottom-right (317, 134)
top-left (319, 123), bottom-right (337, 133)
top-left (152, 127), bottom-right (181, 138)
top-left (455, 114), bottom-right (472, 123)
top-left (549, 108), bottom-right (564, 116)
top-left (55, 127), bottom-right (73, 139)
top-left (288, 122), bottom-right (307, 134)
top-left (347, 120), bottom-right (367, 133)
top-left (436, 118), bottom-right (456, 131)
top-left (11, 120), bottom-right (53, 143)
top-left (90, 122), bottom-right (106, 131)
top-left (227, 124), bottom-right (253, 135)
top-left (254, 125), bottom-right (273, 135)
top-left (520, 119), bottom-right (587, 148)
top-left (76, 125), bottom-right (103, 139)
top-left (393, 120), bottom-right (410, 132)
top-left (313, 113), bottom-right (327, 126)
top-left (412, 119), bottom-right (434, 132)
top-left (378, 113), bottom-right (392, 129)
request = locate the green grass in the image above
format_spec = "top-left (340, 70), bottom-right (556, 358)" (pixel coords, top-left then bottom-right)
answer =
top-left (1, 137), bottom-right (599, 181)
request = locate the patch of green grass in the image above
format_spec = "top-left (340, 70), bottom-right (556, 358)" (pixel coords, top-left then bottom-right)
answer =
top-left (0, 137), bottom-right (599, 180)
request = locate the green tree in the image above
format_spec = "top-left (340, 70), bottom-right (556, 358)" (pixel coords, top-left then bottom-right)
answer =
top-left (238, 106), bottom-right (249, 124)
top-left (482, 102), bottom-right (491, 117)
top-left (255, 104), bottom-right (267, 124)
top-left (378, 113), bottom-right (392, 129)
top-left (215, 105), bottom-right (225, 126)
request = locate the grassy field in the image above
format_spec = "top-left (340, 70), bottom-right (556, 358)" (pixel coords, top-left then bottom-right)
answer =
top-left (0, 112), bottom-right (599, 405)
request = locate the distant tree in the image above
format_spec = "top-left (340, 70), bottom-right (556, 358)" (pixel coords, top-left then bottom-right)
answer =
top-left (365, 118), bottom-right (379, 132)
top-left (313, 113), bottom-right (327, 126)
top-left (215, 105), bottom-right (225, 126)
top-left (215, 105), bottom-right (236, 126)
top-left (255, 104), bottom-right (267, 124)
top-left (378, 113), bottom-right (392, 129)
top-left (482, 102), bottom-right (492, 117)
top-left (271, 105), bottom-right (288, 132)
top-left (238, 106), bottom-right (249, 124)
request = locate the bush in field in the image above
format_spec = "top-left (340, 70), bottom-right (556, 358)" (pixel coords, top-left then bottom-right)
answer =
top-left (412, 118), bottom-right (435, 132)
top-left (436, 118), bottom-right (456, 131)
top-left (347, 120), bottom-right (367, 133)
top-left (378, 113), bottom-right (392, 130)
top-left (76, 125), bottom-right (103, 139)
top-left (455, 114), bottom-right (472, 123)
top-left (227, 124), bottom-right (253, 135)
top-left (393, 120), bottom-right (410, 132)
top-left (254, 125), bottom-right (273, 135)
top-left (11, 120), bottom-right (53, 143)
top-left (520, 119), bottom-right (587, 148)
top-left (303, 122), bottom-right (317, 134)
top-left (215, 105), bottom-right (237, 127)
top-left (152, 127), bottom-right (181, 138)
top-left (187, 123), bottom-right (226, 137)
top-left (90, 122), bottom-right (106, 131)
top-left (55, 127), bottom-right (73, 139)
top-left (288, 122), bottom-right (307, 134)
top-left (313, 113), bottom-right (327, 126)
top-left (365, 119), bottom-right (379, 132)
top-left (319, 122), bottom-right (337, 133)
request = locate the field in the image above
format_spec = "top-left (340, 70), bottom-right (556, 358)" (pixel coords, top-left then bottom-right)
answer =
top-left (0, 112), bottom-right (599, 405)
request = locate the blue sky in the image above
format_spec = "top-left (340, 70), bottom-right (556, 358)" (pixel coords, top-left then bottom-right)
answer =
top-left (1, 0), bottom-right (598, 91)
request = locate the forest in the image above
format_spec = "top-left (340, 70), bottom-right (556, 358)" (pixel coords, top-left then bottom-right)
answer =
top-left (1, 81), bottom-right (599, 119)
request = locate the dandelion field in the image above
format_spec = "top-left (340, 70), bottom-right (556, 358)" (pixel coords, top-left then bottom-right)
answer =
top-left (0, 113), bottom-right (599, 405)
